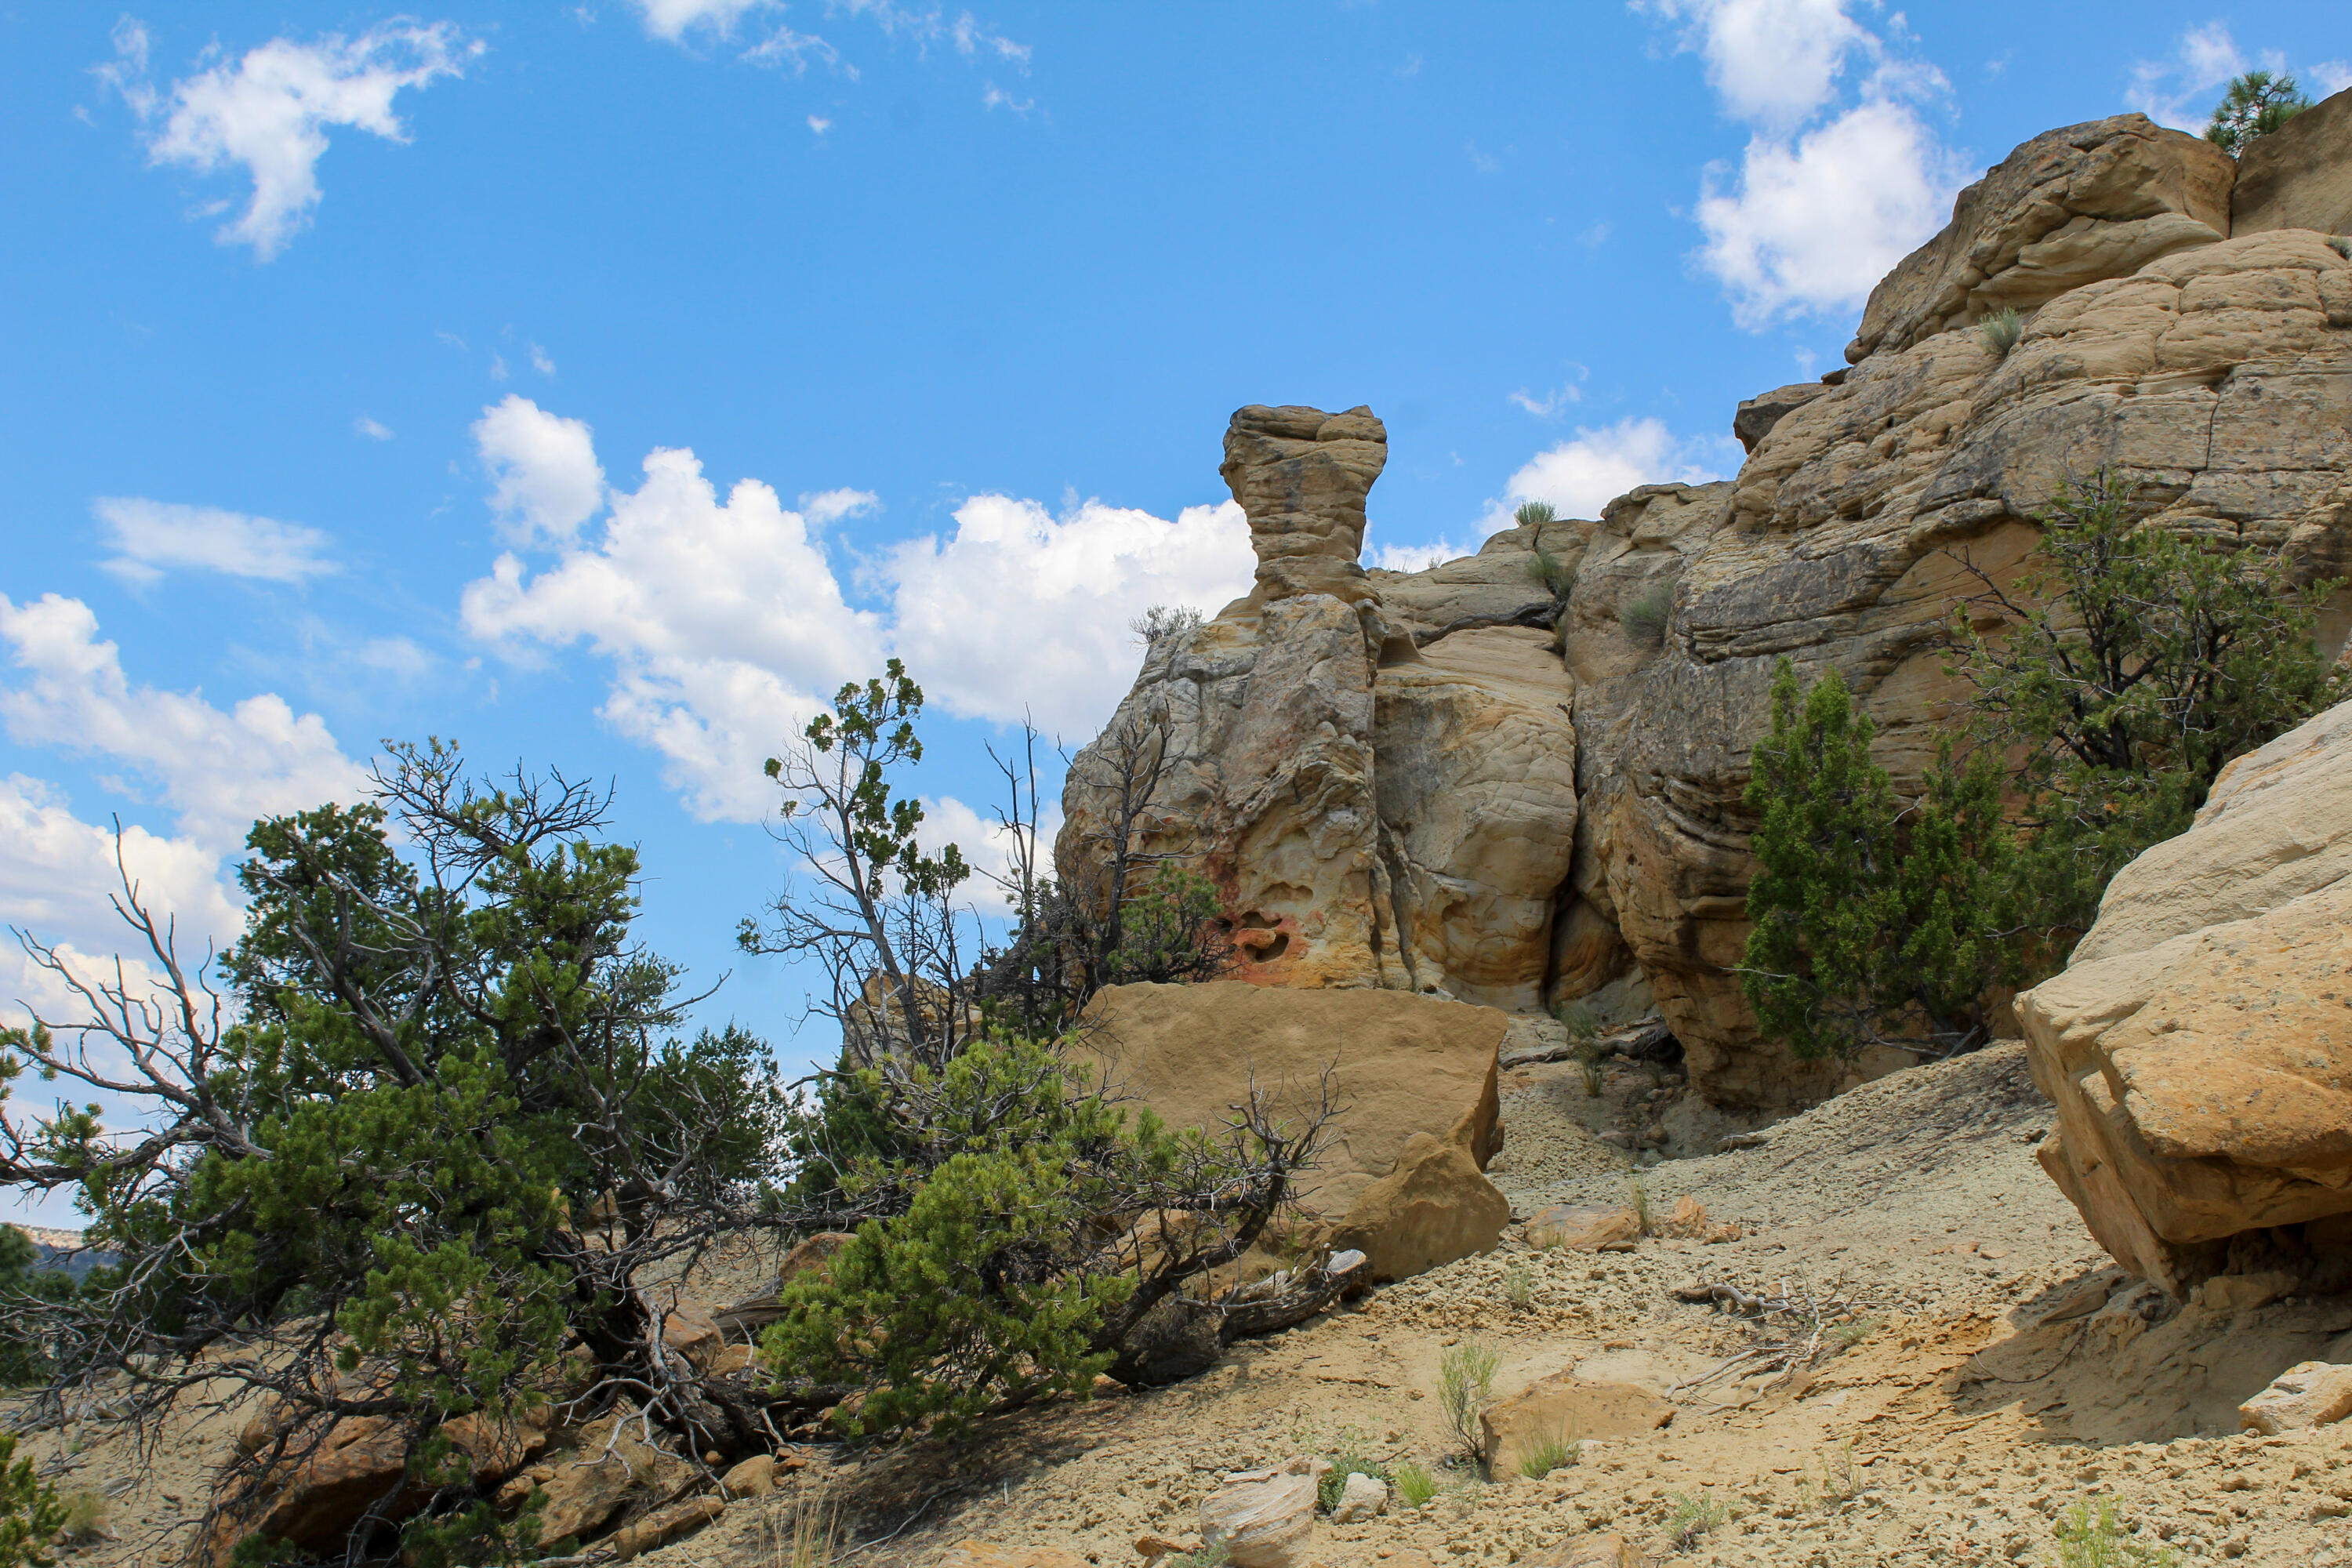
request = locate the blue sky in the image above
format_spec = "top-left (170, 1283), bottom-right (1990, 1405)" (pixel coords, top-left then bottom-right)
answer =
top-left (3, 2), bottom-right (2347, 1221)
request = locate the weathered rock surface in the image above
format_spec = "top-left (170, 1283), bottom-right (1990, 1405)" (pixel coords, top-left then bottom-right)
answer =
top-left (2239, 1360), bottom-right (2352, 1434)
top-left (1478, 1372), bottom-right (1673, 1476)
top-left (1083, 983), bottom-right (1508, 1280)
top-left (1225, 404), bottom-right (1388, 608)
top-left (1329, 1472), bottom-right (1387, 1523)
top-left (532, 1409), bottom-right (693, 1544)
top-left (1844, 114), bottom-right (2231, 363)
top-left (1525, 1203), bottom-right (1640, 1251)
top-left (1062, 112), bottom-right (2352, 1114)
top-left (1198, 1458), bottom-right (1325, 1568)
top-left (2020, 696), bottom-right (2352, 1294)
top-left (935, 1541), bottom-right (1093, 1568)
top-left (2233, 86), bottom-right (2352, 238)
top-left (1083, 982), bottom-right (1504, 1217)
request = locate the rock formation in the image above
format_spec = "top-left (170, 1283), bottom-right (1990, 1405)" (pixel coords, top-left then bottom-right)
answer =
top-left (1062, 98), bottom-right (2352, 1112)
top-left (2019, 695), bottom-right (2352, 1295)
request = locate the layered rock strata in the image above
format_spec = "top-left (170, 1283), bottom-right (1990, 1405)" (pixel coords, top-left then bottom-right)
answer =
top-left (1061, 98), bottom-right (2352, 1111)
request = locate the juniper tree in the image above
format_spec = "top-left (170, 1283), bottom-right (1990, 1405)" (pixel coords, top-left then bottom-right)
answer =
top-left (1947, 470), bottom-right (2345, 944)
top-left (1, 745), bottom-right (802, 1563)
top-left (1739, 662), bottom-right (2017, 1061)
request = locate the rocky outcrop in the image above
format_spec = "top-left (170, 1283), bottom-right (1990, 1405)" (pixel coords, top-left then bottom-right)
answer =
top-left (2234, 87), bottom-right (2352, 238)
top-left (1082, 982), bottom-right (1508, 1278)
top-left (2019, 697), bottom-right (2352, 1296)
top-left (1062, 109), bottom-right (2352, 1112)
top-left (1477, 1372), bottom-right (1673, 1476)
top-left (1225, 404), bottom-right (1389, 607)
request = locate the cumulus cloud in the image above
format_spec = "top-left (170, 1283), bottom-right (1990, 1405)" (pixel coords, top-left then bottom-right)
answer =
top-left (474, 396), bottom-right (607, 544)
top-left (632, 0), bottom-right (1025, 73)
top-left (2315, 61), bottom-right (2352, 97)
top-left (93, 498), bottom-right (336, 586)
top-left (103, 16), bottom-right (477, 260)
top-left (1642, 0), bottom-right (1968, 328)
top-left (1697, 100), bottom-right (1967, 328)
top-left (886, 495), bottom-right (1254, 735)
top-left (0, 594), bottom-right (365, 851)
top-left (916, 793), bottom-right (1063, 895)
top-left (2122, 25), bottom-right (2339, 132)
top-left (461, 448), bottom-right (884, 822)
top-left (1484, 417), bottom-right (1730, 526)
top-left (630, 0), bottom-right (772, 41)
top-left (354, 416), bottom-right (394, 440)
top-left (0, 775), bottom-right (242, 962)
top-left (459, 410), bottom-right (1253, 820)
top-left (1369, 538), bottom-right (1469, 573)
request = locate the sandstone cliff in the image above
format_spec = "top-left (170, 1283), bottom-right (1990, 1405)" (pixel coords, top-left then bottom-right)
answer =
top-left (1060, 96), bottom-right (2352, 1112)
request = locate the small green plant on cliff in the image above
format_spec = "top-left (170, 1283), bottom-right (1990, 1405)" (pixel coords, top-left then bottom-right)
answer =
top-left (1131, 604), bottom-right (1205, 649)
top-left (1620, 580), bottom-right (1674, 648)
top-left (1517, 1425), bottom-right (1579, 1479)
top-left (0, 1433), bottom-right (65, 1568)
top-left (2205, 70), bottom-right (2310, 156)
top-left (1979, 305), bottom-right (2025, 358)
top-left (1436, 1338), bottom-right (1500, 1467)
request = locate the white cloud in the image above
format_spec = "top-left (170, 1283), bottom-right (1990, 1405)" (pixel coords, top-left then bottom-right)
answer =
top-left (916, 793), bottom-right (1062, 895)
top-left (2314, 61), bottom-right (2352, 97)
top-left (1484, 417), bottom-right (1728, 526)
top-left (800, 488), bottom-right (880, 526)
top-left (530, 343), bottom-right (557, 376)
top-left (461, 448), bottom-right (884, 822)
top-left (1696, 99), bottom-right (1967, 328)
top-left (885, 495), bottom-right (1254, 736)
top-left (92, 498), bottom-right (336, 586)
top-left (1370, 539), bottom-right (1468, 573)
top-left (1642, 0), bottom-right (1966, 329)
top-left (808, 114), bottom-right (833, 133)
top-left (354, 415), bottom-right (394, 441)
top-left (982, 82), bottom-right (1033, 114)
top-left (474, 395), bottom-right (607, 545)
top-left (1642, 0), bottom-right (1870, 130)
top-left (632, 0), bottom-right (769, 42)
top-left (459, 409), bottom-right (1253, 818)
top-left (2125, 23), bottom-right (2247, 132)
top-left (0, 775), bottom-right (241, 963)
top-left (1509, 383), bottom-right (1583, 418)
top-left (0, 594), bottom-right (365, 851)
top-left (105, 18), bottom-right (477, 260)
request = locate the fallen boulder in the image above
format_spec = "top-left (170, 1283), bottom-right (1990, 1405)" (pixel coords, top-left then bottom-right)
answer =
top-left (2019, 697), bottom-right (2352, 1294)
top-left (2240, 1362), bottom-right (2352, 1434)
top-left (1329, 1472), bottom-right (1386, 1523)
top-left (1083, 982), bottom-right (1509, 1280)
top-left (1526, 1204), bottom-right (1640, 1251)
top-left (935, 1542), bottom-right (1094, 1568)
top-left (1198, 1458), bottom-right (1327, 1568)
top-left (1479, 1374), bottom-right (1672, 1478)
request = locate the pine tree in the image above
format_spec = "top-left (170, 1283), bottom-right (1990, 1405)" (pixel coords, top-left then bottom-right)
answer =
top-left (2205, 71), bottom-right (2311, 156)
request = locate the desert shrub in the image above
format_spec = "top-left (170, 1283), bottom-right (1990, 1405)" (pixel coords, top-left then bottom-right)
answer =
top-left (1513, 500), bottom-right (1557, 528)
top-left (1388, 1461), bottom-right (1438, 1510)
top-left (0, 743), bottom-right (800, 1562)
top-left (1130, 604), bottom-right (1205, 649)
top-left (1502, 1261), bottom-right (1534, 1311)
top-left (2205, 70), bottom-right (2310, 155)
top-left (1668, 1491), bottom-right (1730, 1548)
top-left (1575, 1048), bottom-right (1604, 1098)
top-left (0, 1227), bottom-right (78, 1386)
top-left (1312, 1426), bottom-right (1385, 1512)
top-left (1517, 1426), bottom-right (1578, 1479)
top-left (2053, 1497), bottom-right (2179, 1566)
top-left (1619, 581), bottom-right (1673, 647)
top-left (1740, 660), bottom-right (2019, 1061)
top-left (1979, 305), bottom-right (2025, 358)
top-left (1950, 470), bottom-right (2346, 944)
top-left (762, 1029), bottom-right (1334, 1436)
top-left (1436, 1338), bottom-right (1500, 1465)
top-left (0, 1432), bottom-right (65, 1568)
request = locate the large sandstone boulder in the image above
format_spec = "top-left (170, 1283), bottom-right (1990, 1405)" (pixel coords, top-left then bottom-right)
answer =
top-left (1479, 1373), bottom-right (1673, 1476)
top-left (2019, 697), bottom-right (2352, 1294)
top-left (1224, 404), bottom-right (1388, 608)
top-left (2234, 87), bottom-right (2352, 238)
top-left (1082, 982), bottom-right (1504, 1220)
top-left (1844, 114), bottom-right (2232, 363)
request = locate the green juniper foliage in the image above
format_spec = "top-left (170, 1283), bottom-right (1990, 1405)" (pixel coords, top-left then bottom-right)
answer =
top-left (1, 742), bottom-right (795, 1560)
top-left (0, 1432), bottom-right (65, 1568)
top-left (2205, 70), bottom-right (2310, 156)
top-left (1948, 470), bottom-right (2345, 946)
top-left (0, 1225), bottom-right (78, 1387)
top-left (1740, 662), bottom-right (2018, 1060)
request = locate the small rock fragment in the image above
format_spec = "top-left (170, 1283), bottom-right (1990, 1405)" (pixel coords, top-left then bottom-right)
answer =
top-left (2240, 1361), bottom-right (2352, 1434)
top-left (1330, 1472), bottom-right (1386, 1523)
top-left (720, 1454), bottom-right (775, 1499)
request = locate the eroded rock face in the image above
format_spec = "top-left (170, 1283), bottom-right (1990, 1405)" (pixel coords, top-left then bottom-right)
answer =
top-left (2019, 698), bottom-right (2352, 1295)
top-left (1845, 114), bottom-right (2232, 363)
top-left (1062, 112), bottom-right (2352, 1112)
top-left (2234, 86), bottom-right (2352, 238)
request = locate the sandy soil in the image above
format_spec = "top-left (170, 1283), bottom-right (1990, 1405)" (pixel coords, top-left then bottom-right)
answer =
top-left (16, 1044), bottom-right (2352, 1568)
